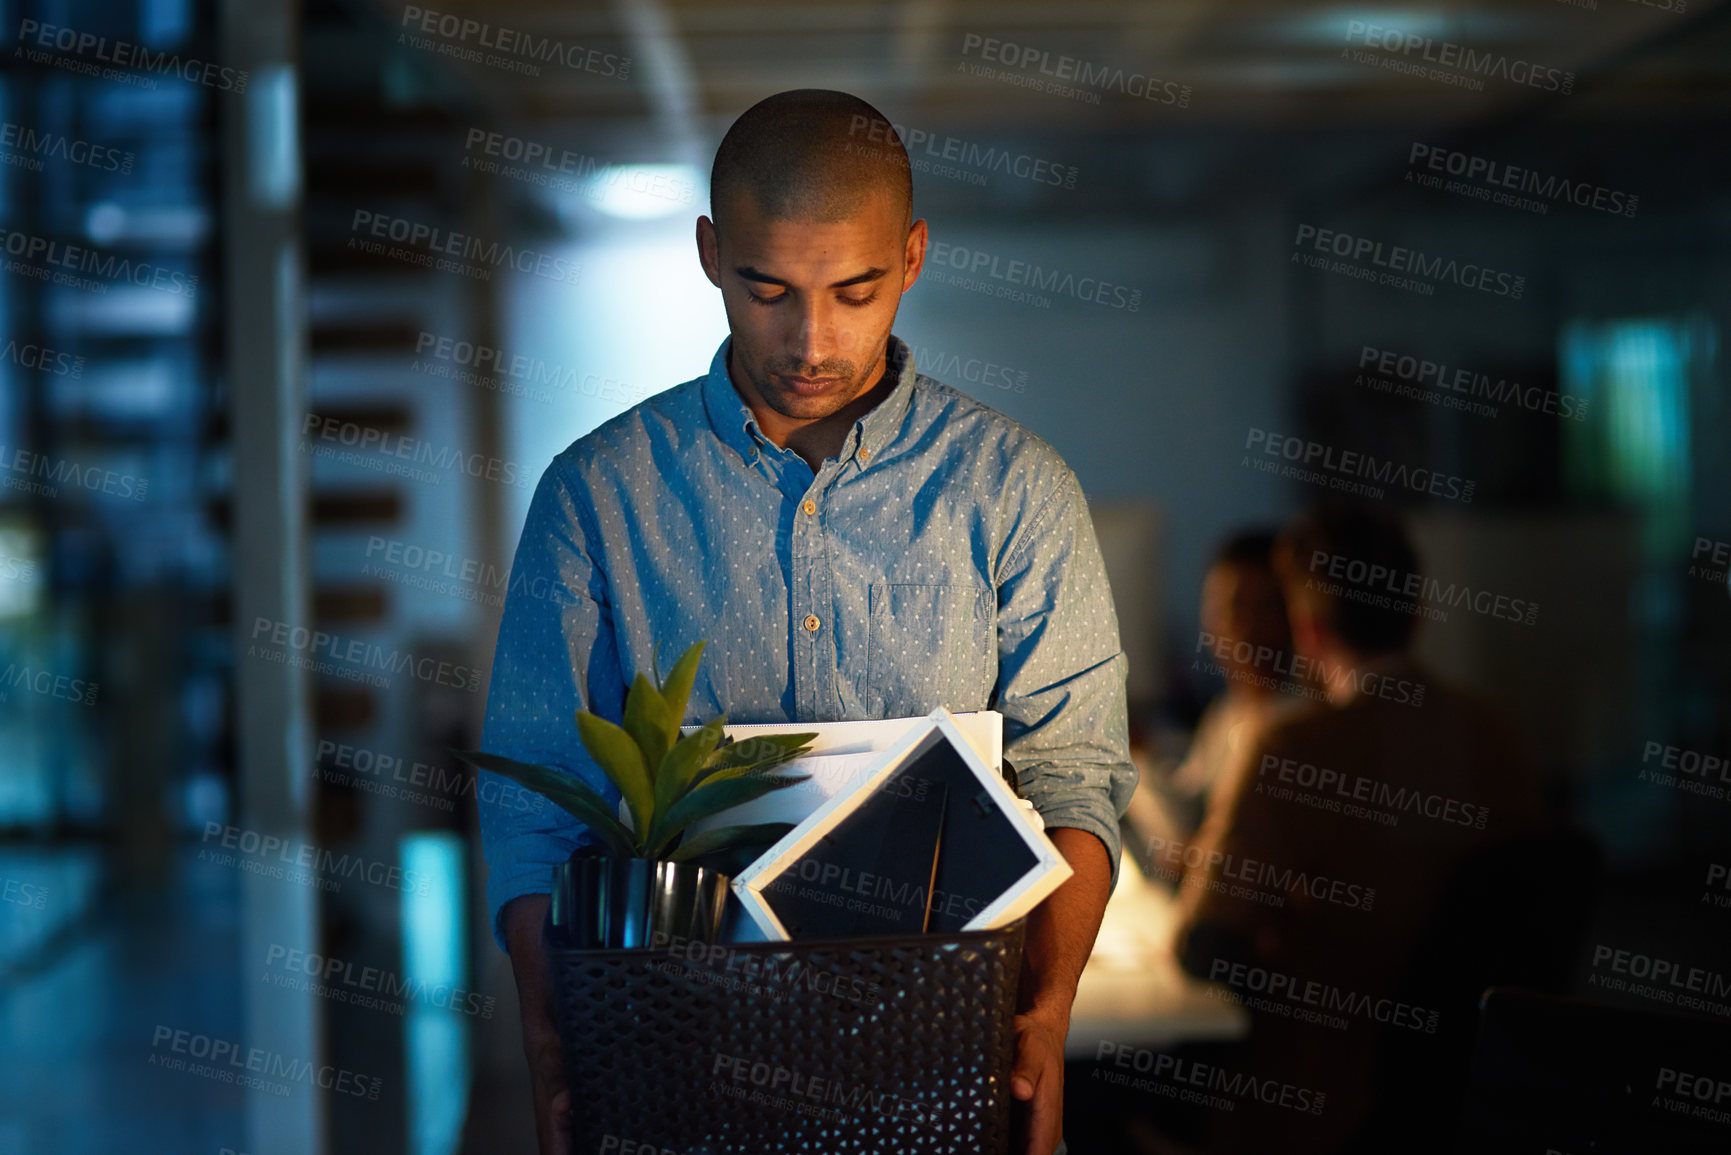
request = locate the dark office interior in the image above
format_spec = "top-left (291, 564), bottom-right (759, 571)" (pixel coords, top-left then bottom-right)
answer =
top-left (0, 1), bottom-right (1728, 1152)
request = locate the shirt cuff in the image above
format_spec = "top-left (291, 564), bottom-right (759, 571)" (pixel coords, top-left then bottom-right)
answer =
top-left (484, 828), bottom-right (590, 953)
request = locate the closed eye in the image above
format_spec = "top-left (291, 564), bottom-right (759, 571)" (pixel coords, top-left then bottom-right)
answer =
top-left (746, 291), bottom-right (879, 308)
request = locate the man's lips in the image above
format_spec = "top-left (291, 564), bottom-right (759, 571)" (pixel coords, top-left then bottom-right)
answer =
top-left (779, 374), bottom-right (841, 395)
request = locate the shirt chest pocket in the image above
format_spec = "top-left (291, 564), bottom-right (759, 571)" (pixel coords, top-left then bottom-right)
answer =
top-left (865, 582), bottom-right (997, 718)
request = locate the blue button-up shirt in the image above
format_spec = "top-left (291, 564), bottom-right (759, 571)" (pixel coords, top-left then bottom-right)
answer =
top-left (477, 333), bottom-right (1136, 949)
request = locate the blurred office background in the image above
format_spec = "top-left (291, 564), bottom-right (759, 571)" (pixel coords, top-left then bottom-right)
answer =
top-left (0, 0), bottom-right (1726, 1151)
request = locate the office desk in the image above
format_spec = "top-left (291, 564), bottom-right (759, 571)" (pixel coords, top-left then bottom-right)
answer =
top-left (1065, 853), bottom-right (1250, 1059)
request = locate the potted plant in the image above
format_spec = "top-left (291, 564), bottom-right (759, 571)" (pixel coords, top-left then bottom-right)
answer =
top-left (454, 641), bottom-right (815, 949)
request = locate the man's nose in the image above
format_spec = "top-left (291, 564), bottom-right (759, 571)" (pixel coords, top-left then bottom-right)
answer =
top-left (790, 302), bottom-right (864, 368)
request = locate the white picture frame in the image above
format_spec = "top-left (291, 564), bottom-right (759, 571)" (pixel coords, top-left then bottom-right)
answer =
top-left (731, 706), bottom-right (1073, 941)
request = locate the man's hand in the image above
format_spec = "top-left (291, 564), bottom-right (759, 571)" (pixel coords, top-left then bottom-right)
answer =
top-left (503, 893), bottom-right (573, 1155)
top-left (1012, 826), bottom-right (1115, 1155)
top-left (1011, 1004), bottom-right (1070, 1155)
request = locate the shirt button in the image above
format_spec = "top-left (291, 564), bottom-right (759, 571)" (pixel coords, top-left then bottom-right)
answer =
top-left (801, 499), bottom-right (816, 516)
top-left (859, 447), bottom-right (871, 460)
top-left (803, 614), bottom-right (821, 633)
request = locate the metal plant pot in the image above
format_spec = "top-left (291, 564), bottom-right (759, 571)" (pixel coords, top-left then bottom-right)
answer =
top-left (547, 851), bottom-right (730, 949)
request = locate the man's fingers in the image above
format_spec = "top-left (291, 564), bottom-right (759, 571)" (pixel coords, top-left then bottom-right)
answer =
top-left (1010, 1014), bottom-right (1043, 1099)
top-left (549, 1087), bottom-right (574, 1155)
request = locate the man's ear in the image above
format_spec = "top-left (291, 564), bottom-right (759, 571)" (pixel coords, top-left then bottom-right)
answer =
top-left (696, 215), bottom-right (722, 288)
top-left (902, 218), bottom-right (928, 292)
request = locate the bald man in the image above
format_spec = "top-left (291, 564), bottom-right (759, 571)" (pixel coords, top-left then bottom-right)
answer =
top-left (478, 90), bottom-right (1135, 1155)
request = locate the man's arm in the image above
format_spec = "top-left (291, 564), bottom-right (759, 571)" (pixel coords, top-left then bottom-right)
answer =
top-left (991, 462), bottom-right (1137, 1154)
top-left (1011, 827), bottom-right (1112, 1153)
top-left (478, 456), bottom-right (624, 950)
top-left (501, 894), bottom-right (571, 1155)
top-left (479, 457), bottom-right (624, 1155)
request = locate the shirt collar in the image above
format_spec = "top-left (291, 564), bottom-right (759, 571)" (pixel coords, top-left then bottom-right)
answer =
top-left (701, 334), bottom-right (918, 468)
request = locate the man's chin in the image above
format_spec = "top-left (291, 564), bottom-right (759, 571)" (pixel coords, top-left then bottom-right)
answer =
top-left (762, 382), bottom-right (857, 421)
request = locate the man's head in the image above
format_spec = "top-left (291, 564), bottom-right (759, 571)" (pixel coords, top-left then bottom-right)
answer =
top-left (698, 90), bottom-right (925, 433)
top-left (1274, 508), bottom-right (1422, 663)
top-left (1201, 530), bottom-right (1292, 692)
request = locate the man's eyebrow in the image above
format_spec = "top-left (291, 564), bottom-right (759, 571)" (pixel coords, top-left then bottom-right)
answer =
top-left (733, 265), bottom-right (890, 289)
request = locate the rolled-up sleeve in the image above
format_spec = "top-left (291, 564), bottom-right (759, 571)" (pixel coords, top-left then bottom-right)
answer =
top-left (993, 467), bottom-right (1138, 892)
top-left (477, 455), bottom-right (626, 952)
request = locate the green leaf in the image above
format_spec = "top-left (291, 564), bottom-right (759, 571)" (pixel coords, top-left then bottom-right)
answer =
top-left (658, 640), bottom-right (705, 719)
top-left (574, 711), bottom-right (653, 845)
top-left (694, 732), bottom-right (817, 788)
top-left (666, 822), bottom-right (796, 863)
top-left (622, 673), bottom-right (676, 796)
top-left (645, 771), bottom-right (809, 858)
top-left (449, 749), bottom-right (636, 857)
top-left (655, 716), bottom-right (726, 819)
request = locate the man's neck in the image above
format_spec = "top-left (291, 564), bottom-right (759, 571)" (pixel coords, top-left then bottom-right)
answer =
top-left (730, 345), bottom-right (895, 471)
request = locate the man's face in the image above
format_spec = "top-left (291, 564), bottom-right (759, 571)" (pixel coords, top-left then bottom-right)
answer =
top-left (697, 189), bottom-right (926, 423)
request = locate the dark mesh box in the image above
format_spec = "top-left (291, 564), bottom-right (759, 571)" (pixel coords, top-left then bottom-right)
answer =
top-left (547, 918), bottom-right (1026, 1154)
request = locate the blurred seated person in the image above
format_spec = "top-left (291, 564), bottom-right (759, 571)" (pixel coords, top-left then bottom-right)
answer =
top-left (1166, 508), bottom-right (1544, 1154)
top-left (1125, 530), bottom-right (1300, 852)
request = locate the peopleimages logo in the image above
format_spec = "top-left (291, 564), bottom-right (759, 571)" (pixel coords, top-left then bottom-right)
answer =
top-left (1688, 537), bottom-right (1730, 587)
top-left (1305, 545), bottom-right (1541, 628)
top-left (1244, 427), bottom-right (1476, 504)
top-left (1407, 143), bottom-right (1637, 218)
top-left (1342, 20), bottom-right (1575, 95)
top-left (412, 331), bottom-right (655, 408)
top-left (149, 1025), bottom-right (381, 1100)
top-left (764, 857), bottom-right (987, 924)
top-left (1257, 753), bottom-right (1491, 830)
top-left (0, 224), bottom-right (198, 296)
top-left (1094, 1040), bottom-right (1328, 1116)
top-left (247, 616), bottom-right (483, 693)
top-left (316, 737), bottom-right (544, 815)
top-left (0, 121), bottom-right (134, 174)
top-left (2, 876), bottom-right (47, 910)
top-left (649, 930), bottom-right (883, 1007)
top-left (846, 115), bottom-right (1080, 190)
top-left (461, 128), bottom-right (697, 206)
top-left (906, 342), bottom-right (1028, 394)
top-left (1638, 740), bottom-right (1731, 803)
top-left (263, 944), bottom-right (496, 1019)
top-left (1205, 958), bottom-right (1440, 1033)
top-left (0, 662), bottom-right (99, 706)
top-left (15, 19), bottom-right (250, 92)
top-left (1, 338), bottom-right (83, 378)
top-left (1292, 224), bottom-right (1525, 300)
top-left (925, 240), bottom-right (1142, 310)
top-left (397, 6), bottom-right (630, 79)
top-left (199, 822), bottom-right (433, 897)
top-left (1142, 834), bottom-right (1377, 913)
top-left (0, 443), bottom-right (149, 501)
top-left (1589, 943), bottom-right (1731, 1019)
top-left (301, 413), bottom-right (532, 489)
top-left (710, 1053), bottom-right (944, 1128)
top-left (1357, 345), bottom-right (1587, 422)
top-left (1703, 863), bottom-right (1730, 910)
top-left (348, 210), bottom-right (582, 285)
top-left (1653, 1068), bottom-right (1731, 1128)
top-left (1192, 629), bottom-right (1429, 708)
top-left (959, 33), bottom-right (1191, 107)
